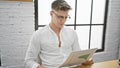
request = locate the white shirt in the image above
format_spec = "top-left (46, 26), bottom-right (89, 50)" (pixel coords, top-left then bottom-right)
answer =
top-left (25, 25), bottom-right (80, 68)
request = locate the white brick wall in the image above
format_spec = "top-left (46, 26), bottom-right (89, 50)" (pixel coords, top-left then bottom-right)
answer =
top-left (0, 0), bottom-right (120, 68)
top-left (0, 1), bottom-right (34, 68)
top-left (94, 0), bottom-right (120, 62)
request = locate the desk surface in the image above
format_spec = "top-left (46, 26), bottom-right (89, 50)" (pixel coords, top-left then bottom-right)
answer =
top-left (72, 60), bottom-right (119, 68)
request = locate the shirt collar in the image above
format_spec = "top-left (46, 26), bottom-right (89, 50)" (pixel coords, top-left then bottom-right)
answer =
top-left (48, 24), bottom-right (65, 33)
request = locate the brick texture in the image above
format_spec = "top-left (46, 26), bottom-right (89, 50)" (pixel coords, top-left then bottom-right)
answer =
top-left (94, 0), bottom-right (120, 62)
top-left (0, 1), bottom-right (34, 68)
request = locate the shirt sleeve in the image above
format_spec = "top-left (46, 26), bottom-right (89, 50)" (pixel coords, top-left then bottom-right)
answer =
top-left (72, 31), bottom-right (81, 51)
top-left (25, 31), bottom-right (41, 68)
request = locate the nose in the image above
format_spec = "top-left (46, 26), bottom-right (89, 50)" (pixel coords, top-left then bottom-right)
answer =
top-left (60, 18), bottom-right (66, 23)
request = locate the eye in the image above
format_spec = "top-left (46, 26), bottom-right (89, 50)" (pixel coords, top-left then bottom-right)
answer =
top-left (65, 16), bottom-right (68, 19)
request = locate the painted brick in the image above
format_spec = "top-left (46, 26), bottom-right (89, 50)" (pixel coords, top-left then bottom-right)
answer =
top-left (0, 1), bottom-right (34, 68)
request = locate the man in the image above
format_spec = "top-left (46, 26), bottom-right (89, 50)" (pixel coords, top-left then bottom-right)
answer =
top-left (25, 0), bottom-right (93, 68)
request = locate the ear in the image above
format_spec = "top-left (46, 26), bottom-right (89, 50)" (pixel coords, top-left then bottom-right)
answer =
top-left (50, 11), bottom-right (53, 16)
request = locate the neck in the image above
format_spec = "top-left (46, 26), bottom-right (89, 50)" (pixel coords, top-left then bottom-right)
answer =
top-left (49, 22), bottom-right (61, 34)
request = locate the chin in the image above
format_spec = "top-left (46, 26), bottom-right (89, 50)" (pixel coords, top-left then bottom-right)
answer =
top-left (57, 24), bottom-right (64, 29)
top-left (59, 25), bottom-right (64, 29)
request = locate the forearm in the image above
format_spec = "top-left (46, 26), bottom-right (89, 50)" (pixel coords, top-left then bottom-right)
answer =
top-left (37, 65), bottom-right (45, 68)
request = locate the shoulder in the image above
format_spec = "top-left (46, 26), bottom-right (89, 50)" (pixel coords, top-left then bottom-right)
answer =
top-left (32, 25), bottom-right (49, 36)
top-left (63, 26), bottom-right (76, 34)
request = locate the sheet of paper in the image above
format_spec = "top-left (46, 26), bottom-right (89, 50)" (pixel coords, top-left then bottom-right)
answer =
top-left (60, 48), bottom-right (97, 67)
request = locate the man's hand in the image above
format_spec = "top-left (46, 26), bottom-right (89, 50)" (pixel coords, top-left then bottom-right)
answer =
top-left (37, 65), bottom-right (46, 68)
top-left (82, 59), bottom-right (94, 65)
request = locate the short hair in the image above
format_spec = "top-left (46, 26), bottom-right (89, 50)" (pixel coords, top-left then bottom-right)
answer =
top-left (51, 0), bottom-right (72, 11)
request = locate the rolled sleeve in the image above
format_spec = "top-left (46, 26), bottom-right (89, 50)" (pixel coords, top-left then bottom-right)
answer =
top-left (32, 62), bottom-right (40, 68)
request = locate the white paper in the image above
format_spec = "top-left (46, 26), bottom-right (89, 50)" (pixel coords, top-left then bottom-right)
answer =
top-left (59, 48), bottom-right (98, 67)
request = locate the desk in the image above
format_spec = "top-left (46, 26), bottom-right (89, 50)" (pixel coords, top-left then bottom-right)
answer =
top-left (72, 60), bottom-right (119, 68)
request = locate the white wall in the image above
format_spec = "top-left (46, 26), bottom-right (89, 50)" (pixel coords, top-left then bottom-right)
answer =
top-left (0, 0), bottom-right (120, 68)
top-left (0, 1), bottom-right (34, 68)
top-left (93, 0), bottom-right (120, 62)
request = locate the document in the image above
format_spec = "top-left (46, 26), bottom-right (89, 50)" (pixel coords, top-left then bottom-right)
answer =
top-left (60, 48), bottom-right (97, 67)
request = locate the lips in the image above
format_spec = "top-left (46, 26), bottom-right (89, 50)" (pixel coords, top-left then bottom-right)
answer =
top-left (60, 24), bottom-right (64, 25)
top-left (59, 22), bottom-right (64, 25)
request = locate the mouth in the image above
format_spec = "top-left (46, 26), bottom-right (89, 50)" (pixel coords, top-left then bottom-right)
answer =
top-left (60, 24), bottom-right (63, 25)
top-left (59, 23), bottom-right (64, 25)
top-left (60, 24), bottom-right (64, 26)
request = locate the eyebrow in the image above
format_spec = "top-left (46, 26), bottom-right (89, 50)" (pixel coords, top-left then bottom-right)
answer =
top-left (54, 12), bottom-right (68, 17)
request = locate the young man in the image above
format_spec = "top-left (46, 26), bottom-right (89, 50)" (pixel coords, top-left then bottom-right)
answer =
top-left (25, 0), bottom-right (93, 68)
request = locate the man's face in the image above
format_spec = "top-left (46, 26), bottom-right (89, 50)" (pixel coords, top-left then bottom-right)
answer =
top-left (51, 10), bottom-right (70, 29)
